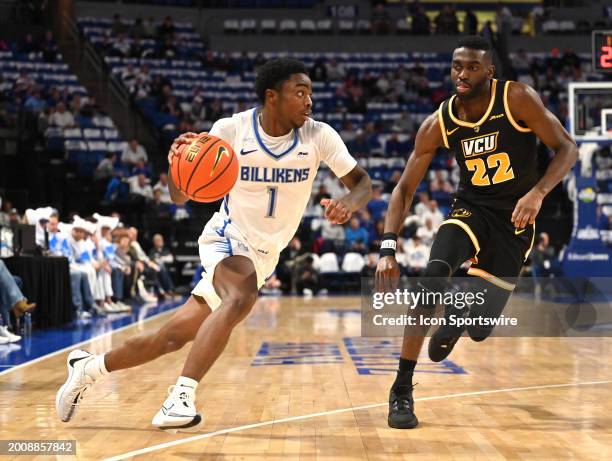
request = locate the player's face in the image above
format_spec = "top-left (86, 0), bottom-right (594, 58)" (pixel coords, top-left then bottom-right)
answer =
top-left (277, 73), bottom-right (313, 129)
top-left (451, 48), bottom-right (494, 100)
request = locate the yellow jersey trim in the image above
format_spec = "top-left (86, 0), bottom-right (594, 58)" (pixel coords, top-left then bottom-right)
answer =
top-left (467, 267), bottom-right (516, 291)
top-left (448, 79), bottom-right (498, 128)
top-left (440, 219), bottom-right (481, 256)
top-left (504, 81), bottom-right (532, 133)
top-left (437, 104), bottom-right (450, 148)
top-left (524, 222), bottom-right (536, 261)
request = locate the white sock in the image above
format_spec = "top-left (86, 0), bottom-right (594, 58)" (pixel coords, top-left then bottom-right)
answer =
top-left (85, 354), bottom-right (109, 379)
top-left (176, 376), bottom-right (198, 391)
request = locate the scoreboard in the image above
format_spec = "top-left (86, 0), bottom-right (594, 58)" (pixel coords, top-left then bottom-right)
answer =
top-left (592, 30), bottom-right (612, 72)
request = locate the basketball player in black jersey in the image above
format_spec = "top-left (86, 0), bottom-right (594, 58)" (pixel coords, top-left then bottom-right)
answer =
top-left (375, 36), bottom-right (578, 429)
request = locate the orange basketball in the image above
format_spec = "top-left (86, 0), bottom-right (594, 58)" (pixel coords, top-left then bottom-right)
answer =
top-left (170, 133), bottom-right (238, 202)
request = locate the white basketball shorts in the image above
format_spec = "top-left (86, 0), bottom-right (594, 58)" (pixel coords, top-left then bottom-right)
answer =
top-left (191, 212), bottom-right (279, 310)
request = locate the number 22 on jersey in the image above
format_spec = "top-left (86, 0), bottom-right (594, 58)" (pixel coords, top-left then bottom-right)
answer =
top-left (465, 152), bottom-right (515, 186)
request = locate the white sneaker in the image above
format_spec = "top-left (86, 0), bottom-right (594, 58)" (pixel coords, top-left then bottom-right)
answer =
top-left (78, 310), bottom-right (92, 320)
top-left (113, 301), bottom-right (132, 312)
top-left (0, 335), bottom-right (10, 345)
top-left (151, 385), bottom-right (203, 433)
top-left (0, 325), bottom-right (21, 342)
top-left (55, 350), bottom-right (96, 422)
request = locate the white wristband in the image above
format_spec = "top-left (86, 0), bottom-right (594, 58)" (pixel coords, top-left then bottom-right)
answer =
top-left (380, 240), bottom-right (397, 251)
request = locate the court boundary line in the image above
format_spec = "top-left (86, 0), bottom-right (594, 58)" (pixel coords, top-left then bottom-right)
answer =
top-left (104, 379), bottom-right (612, 461)
top-left (0, 306), bottom-right (179, 378)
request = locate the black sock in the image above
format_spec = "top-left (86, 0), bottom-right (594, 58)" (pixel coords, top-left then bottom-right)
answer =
top-left (393, 358), bottom-right (417, 388)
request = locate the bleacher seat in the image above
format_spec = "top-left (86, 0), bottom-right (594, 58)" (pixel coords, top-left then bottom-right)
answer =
top-left (300, 19), bottom-right (316, 34)
top-left (341, 253), bottom-right (366, 273)
top-left (261, 19), bottom-right (277, 34)
top-left (316, 19), bottom-right (333, 34)
top-left (318, 253), bottom-right (340, 273)
top-left (280, 19), bottom-right (298, 34)
top-left (223, 19), bottom-right (239, 34)
top-left (240, 19), bottom-right (257, 34)
top-left (338, 20), bottom-right (356, 34)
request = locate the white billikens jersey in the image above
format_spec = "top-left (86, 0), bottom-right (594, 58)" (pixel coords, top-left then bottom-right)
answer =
top-left (209, 108), bottom-right (357, 257)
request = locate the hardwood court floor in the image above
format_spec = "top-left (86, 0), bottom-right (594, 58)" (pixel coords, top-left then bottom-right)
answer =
top-left (1, 296), bottom-right (612, 460)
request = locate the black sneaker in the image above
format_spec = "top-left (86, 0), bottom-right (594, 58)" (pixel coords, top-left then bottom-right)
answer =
top-left (428, 324), bottom-right (465, 362)
top-left (388, 384), bottom-right (418, 429)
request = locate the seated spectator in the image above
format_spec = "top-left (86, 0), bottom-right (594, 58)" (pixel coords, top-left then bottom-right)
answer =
top-left (153, 173), bottom-right (172, 204)
top-left (24, 88), bottom-right (46, 114)
top-left (297, 256), bottom-right (319, 297)
top-left (417, 217), bottom-right (436, 246)
top-left (384, 170), bottom-right (402, 194)
top-left (127, 227), bottom-right (167, 299)
top-left (0, 260), bottom-right (36, 338)
top-left (147, 189), bottom-right (172, 219)
top-left (435, 5), bottom-right (459, 34)
top-left (411, 6), bottom-right (431, 35)
top-left (404, 235), bottom-right (430, 276)
top-left (148, 233), bottom-right (177, 298)
top-left (143, 16), bottom-right (157, 38)
top-left (319, 217), bottom-right (345, 253)
top-left (111, 33), bottom-right (131, 57)
top-left (46, 214), bottom-right (95, 319)
top-left (367, 185), bottom-right (388, 221)
top-left (371, 4), bottom-right (392, 34)
top-left (345, 217), bottom-right (369, 253)
top-left (112, 14), bottom-right (127, 36)
top-left (326, 58), bottom-right (346, 81)
top-left (360, 253), bottom-right (379, 278)
top-left (49, 102), bottom-right (75, 128)
top-left (422, 199), bottom-right (444, 231)
top-left (94, 153), bottom-right (117, 181)
top-left (531, 232), bottom-right (555, 278)
top-left (121, 139), bottom-right (148, 166)
top-left (127, 173), bottom-right (154, 202)
top-left (158, 16), bottom-right (176, 40)
top-left (414, 191), bottom-right (430, 217)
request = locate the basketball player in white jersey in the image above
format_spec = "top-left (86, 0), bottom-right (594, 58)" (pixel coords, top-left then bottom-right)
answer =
top-left (56, 58), bottom-right (372, 432)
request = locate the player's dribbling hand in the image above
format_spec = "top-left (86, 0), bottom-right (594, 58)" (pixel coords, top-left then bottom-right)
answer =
top-left (375, 256), bottom-right (400, 293)
top-left (511, 188), bottom-right (544, 229)
top-left (167, 132), bottom-right (201, 165)
top-left (320, 198), bottom-right (351, 225)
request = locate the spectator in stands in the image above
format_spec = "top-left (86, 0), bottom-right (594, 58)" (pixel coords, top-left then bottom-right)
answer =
top-left (205, 98), bottom-right (224, 122)
top-left (0, 259), bottom-right (35, 337)
top-left (143, 16), bottom-right (156, 38)
top-left (422, 199), bottom-right (444, 230)
top-left (112, 33), bottom-right (132, 58)
top-left (127, 173), bottom-right (154, 202)
top-left (411, 6), bottom-right (431, 35)
top-left (14, 69), bottom-right (34, 94)
top-left (435, 5), bottom-right (459, 35)
top-left (49, 102), bottom-right (75, 128)
top-left (24, 88), bottom-right (46, 114)
top-left (417, 217), bottom-right (436, 246)
top-left (130, 17), bottom-right (145, 39)
top-left (371, 4), bottom-right (393, 35)
top-left (463, 9), bottom-right (478, 35)
top-left (385, 132), bottom-right (405, 157)
top-left (310, 57), bottom-right (327, 82)
top-left (367, 185), bottom-right (388, 221)
top-left (319, 217), bottom-right (345, 253)
top-left (345, 86), bottom-right (368, 114)
top-left (94, 153), bottom-right (117, 182)
top-left (39, 30), bottom-right (57, 62)
top-left (429, 169), bottom-right (454, 194)
top-left (339, 121), bottom-right (357, 143)
top-left (147, 189), bottom-right (172, 220)
top-left (148, 233), bottom-right (177, 298)
top-left (19, 33), bottom-right (38, 54)
top-left (0, 198), bottom-right (11, 226)
top-left (361, 253), bottom-right (379, 278)
top-left (495, 3), bottom-right (513, 39)
top-left (158, 16), bottom-right (176, 40)
top-left (111, 14), bottom-right (127, 36)
top-left (46, 214), bottom-right (95, 319)
top-left (153, 173), bottom-right (172, 204)
top-left (345, 217), bottom-right (369, 254)
top-left (121, 138), bottom-right (148, 166)
top-left (296, 256), bottom-right (319, 297)
top-left (127, 227), bottom-right (169, 300)
top-left (384, 170), bottom-right (402, 194)
top-left (369, 219), bottom-right (385, 251)
top-left (326, 58), bottom-right (346, 81)
top-left (530, 232), bottom-right (555, 277)
top-left (403, 235), bottom-right (430, 276)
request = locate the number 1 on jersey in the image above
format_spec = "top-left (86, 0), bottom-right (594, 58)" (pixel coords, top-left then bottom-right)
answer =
top-left (266, 186), bottom-right (278, 218)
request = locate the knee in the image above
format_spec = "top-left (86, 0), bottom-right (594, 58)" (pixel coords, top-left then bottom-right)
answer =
top-left (156, 329), bottom-right (189, 354)
top-left (223, 291), bottom-right (258, 325)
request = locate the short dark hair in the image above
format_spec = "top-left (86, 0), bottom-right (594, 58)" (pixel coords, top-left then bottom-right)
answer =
top-left (254, 58), bottom-right (308, 104)
top-left (455, 35), bottom-right (492, 53)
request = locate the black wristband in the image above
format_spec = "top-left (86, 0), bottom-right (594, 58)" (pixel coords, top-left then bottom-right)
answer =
top-left (380, 232), bottom-right (398, 257)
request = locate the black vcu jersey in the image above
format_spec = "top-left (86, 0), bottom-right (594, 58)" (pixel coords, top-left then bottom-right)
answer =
top-left (436, 79), bottom-right (537, 287)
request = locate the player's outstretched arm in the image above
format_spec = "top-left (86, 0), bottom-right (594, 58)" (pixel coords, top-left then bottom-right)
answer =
top-left (375, 112), bottom-right (442, 292)
top-left (321, 165), bottom-right (372, 225)
top-left (507, 82), bottom-right (579, 229)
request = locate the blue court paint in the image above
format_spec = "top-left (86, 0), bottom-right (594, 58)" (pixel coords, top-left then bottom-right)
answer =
top-left (0, 299), bottom-right (184, 371)
top-left (343, 337), bottom-right (467, 375)
top-left (252, 342), bottom-right (343, 366)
